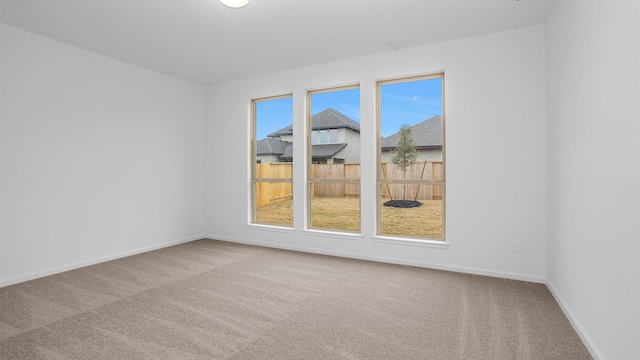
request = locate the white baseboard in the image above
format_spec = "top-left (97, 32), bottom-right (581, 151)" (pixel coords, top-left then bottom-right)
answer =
top-left (0, 235), bottom-right (205, 288)
top-left (1, 232), bottom-right (546, 287)
top-left (204, 233), bottom-right (546, 284)
top-left (546, 279), bottom-right (603, 360)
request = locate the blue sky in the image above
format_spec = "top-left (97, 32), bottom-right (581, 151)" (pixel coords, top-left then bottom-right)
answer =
top-left (255, 97), bottom-right (293, 140)
top-left (310, 88), bottom-right (361, 121)
top-left (380, 77), bottom-right (442, 137)
top-left (255, 78), bottom-right (442, 139)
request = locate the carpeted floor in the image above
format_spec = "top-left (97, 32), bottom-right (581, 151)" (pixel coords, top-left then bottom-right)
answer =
top-left (0, 239), bottom-right (591, 359)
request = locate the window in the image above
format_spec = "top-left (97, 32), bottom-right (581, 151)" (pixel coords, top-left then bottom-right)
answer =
top-left (307, 86), bottom-right (361, 233)
top-left (377, 74), bottom-right (445, 240)
top-left (311, 129), bottom-right (338, 144)
top-left (251, 95), bottom-right (293, 227)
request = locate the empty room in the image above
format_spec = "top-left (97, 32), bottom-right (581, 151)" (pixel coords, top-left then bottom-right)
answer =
top-left (1, 0), bottom-right (638, 359)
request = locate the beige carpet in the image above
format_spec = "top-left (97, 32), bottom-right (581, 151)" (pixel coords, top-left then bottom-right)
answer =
top-left (0, 239), bottom-right (591, 359)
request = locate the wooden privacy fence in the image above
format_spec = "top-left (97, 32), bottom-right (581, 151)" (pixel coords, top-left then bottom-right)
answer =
top-left (255, 161), bottom-right (443, 207)
top-left (380, 162), bottom-right (444, 201)
top-left (255, 163), bottom-right (293, 208)
top-left (311, 164), bottom-right (361, 198)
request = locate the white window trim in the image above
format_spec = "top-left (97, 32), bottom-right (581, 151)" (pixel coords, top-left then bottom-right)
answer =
top-left (307, 84), bottom-right (362, 234)
top-left (250, 94), bottom-right (294, 228)
top-left (376, 73), bottom-right (446, 241)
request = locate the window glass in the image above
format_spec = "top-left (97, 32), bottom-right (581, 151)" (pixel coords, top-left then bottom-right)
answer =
top-left (319, 130), bottom-right (328, 143)
top-left (308, 86), bottom-right (361, 233)
top-left (377, 75), bottom-right (445, 240)
top-left (329, 129), bottom-right (338, 143)
top-left (252, 95), bottom-right (293, 227)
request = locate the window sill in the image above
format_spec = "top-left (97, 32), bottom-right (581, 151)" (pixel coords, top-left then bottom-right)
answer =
top-left (245, 223), bottom-right (295, 234)
top-left (373, 236), bottom-right (450, 249)
top-left (302, 229), bottom-right (364, 241)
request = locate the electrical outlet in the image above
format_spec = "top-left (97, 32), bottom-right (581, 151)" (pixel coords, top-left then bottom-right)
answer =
top-left (513, 239), bottom-right (523, 253)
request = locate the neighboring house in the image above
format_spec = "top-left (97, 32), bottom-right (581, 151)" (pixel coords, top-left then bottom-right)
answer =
top-left (255, 138), bottom-right (289, 164)
top-left (256, 108), bottom-right (361, 164)
top-left (380, 115), bottom-right (443, 163)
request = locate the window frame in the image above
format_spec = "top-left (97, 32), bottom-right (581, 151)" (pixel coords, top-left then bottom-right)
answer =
top-left (376, 73), bottom-right (446, 241)
top-left (250, 93), bottom-right (294, 228)
top-left (306, 84), bottom-right (361, 233)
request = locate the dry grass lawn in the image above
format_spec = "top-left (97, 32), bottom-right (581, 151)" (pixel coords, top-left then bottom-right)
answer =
top-left (256, 197), bottom-right (443, 240)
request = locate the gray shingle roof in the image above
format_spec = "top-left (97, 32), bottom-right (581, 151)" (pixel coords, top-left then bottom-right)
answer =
top-left (267, 125), bottom-right (294, 138)
top-left (380, 115), bottom-right (442, 150)
top-left (279, 143), bottom-right (294, 160)
top-left (310, 143), bottom-right (348, 159)
top-left (311, 108), bottom-right (360, 132)
top-left (267, 108), bottom-right (359, 138)
top-left (278, 143), bottom-right (347, 161)
top-left (256, 138), bottom-right (289, 156)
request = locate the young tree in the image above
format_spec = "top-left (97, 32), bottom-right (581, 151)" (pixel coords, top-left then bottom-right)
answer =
top-left (391, 123), bottom-right (417, 200)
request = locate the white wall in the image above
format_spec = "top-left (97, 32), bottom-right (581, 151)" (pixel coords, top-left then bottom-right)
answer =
top-left (546, 1), bottom-right (640, 359)
top-left (205, 25), bottom-right (548, 282)
top-left (0, 24), bottom-right (206, 286)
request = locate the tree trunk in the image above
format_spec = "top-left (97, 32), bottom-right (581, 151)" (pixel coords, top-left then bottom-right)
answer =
top-left (402, 170), bottom-right (406, 200)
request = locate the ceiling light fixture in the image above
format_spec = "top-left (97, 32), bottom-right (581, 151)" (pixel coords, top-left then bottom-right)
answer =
top-left (219, 0), bottom-right (250, 8)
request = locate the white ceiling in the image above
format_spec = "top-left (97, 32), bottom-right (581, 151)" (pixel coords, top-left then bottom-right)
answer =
top-left (0, 0), bottom-right (555, 85)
